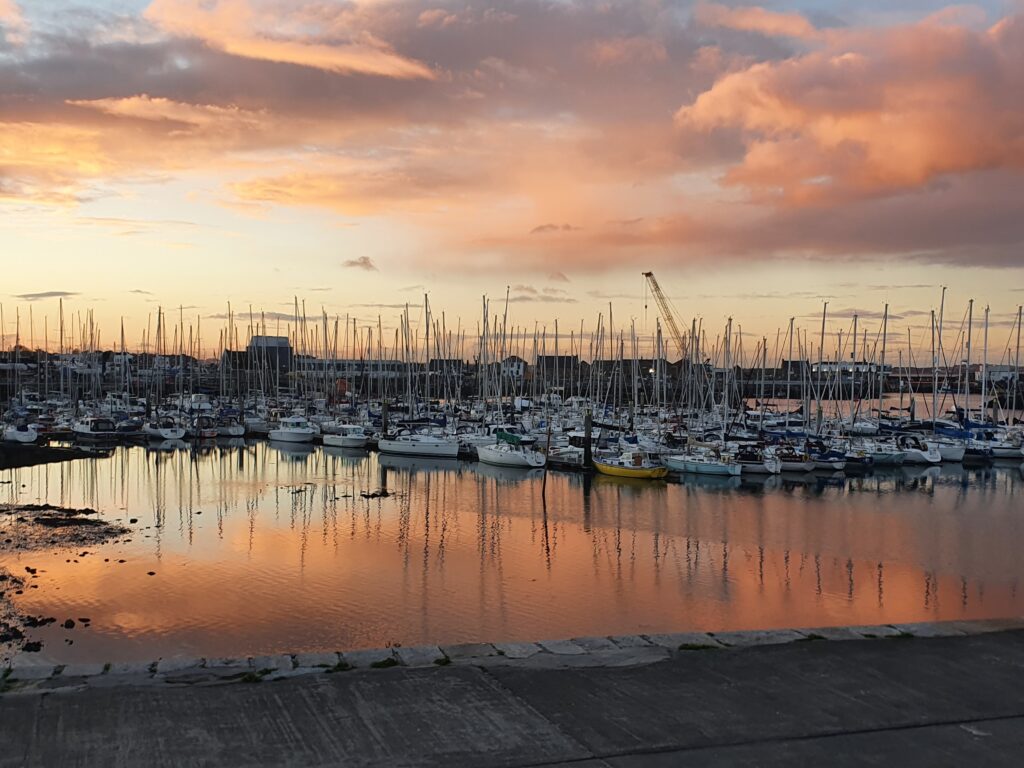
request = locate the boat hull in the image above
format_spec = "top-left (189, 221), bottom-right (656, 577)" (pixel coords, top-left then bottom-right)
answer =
top-left (322, 434), bottom-right (368, 449)
top-left (378, 439), bottom-right (459, 458)
top-left (268, 430), bottom-right (316, 443)
top-left (901, 450), bottom-right (941, 465)
top-left (779, 460), bottom-right (815, 472)
top-left (934, 442), bottom-right (966, 462)
top-left (144, 425), bottom-right (187, 440)
top-left (813, 460), bottom-right (847, 471)
top-left (663, 456), bottom-right (740, 476)
top-left (3, 427), bottom-right (38, 444)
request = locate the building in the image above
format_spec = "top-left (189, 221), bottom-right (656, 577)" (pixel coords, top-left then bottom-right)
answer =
top-left (498, 355), bottom-right (527, 384)
top-left (247, 336), bottom-right (293, 370)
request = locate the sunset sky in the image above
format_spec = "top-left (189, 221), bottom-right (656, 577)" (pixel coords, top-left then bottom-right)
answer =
top-left (2, 0), bottom-right (1023, 358)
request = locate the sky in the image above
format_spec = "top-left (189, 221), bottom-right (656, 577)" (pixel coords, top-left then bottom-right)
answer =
top-left (2, 0), bottom-right (1024, 360)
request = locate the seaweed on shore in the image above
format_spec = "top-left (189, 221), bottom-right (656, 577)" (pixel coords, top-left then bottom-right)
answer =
top-left (1, 503), bottom-right (133, 661)
top-left (1, 503), bottom-right (131, 553)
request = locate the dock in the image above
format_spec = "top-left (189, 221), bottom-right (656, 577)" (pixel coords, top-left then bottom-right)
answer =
top-left (4, 620), bottom-right (1024, 766)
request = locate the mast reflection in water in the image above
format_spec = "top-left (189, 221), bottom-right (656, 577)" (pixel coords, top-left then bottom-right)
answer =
top-left (2, 442), bottom-right (1022, 663)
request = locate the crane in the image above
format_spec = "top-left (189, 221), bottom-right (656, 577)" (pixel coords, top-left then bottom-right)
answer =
top-left (642, 271), bottom-right (687, 359)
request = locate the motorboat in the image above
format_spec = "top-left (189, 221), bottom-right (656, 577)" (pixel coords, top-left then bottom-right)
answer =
top-left (322, 424), bottom-right (370, 449)
top-left (71, 416), bottom-right (119, 441)
top-left (268, 415), bottom-right (318, 443)
top-left (377, 430), bottom-right (460, 458)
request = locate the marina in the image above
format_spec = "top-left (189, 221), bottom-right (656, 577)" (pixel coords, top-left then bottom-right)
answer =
top-left (2, 288), bottom-right (1023, 665)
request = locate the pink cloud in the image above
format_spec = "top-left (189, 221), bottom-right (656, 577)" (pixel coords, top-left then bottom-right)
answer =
top-left (585, 36), bottom-right (668, 66)
top-left (676, 13), bottom-right (1024, 204)
top-left (693, 2), bottom-right (819, 40)
top-left (145, 0), bottom-right (435, 79)
top-left (0, 0), bottom-right (25, 44)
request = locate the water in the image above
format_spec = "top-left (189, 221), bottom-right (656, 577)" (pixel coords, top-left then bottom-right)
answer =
top-left (2, 442), bottom-right (1023, 663)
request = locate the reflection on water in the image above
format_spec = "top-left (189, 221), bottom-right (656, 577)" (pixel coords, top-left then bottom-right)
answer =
top-left (2, 441), bottom-right (1023, 663)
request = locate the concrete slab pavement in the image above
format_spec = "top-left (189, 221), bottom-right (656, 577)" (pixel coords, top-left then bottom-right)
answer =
top-left (5, 624), bottom-right (1024, 766)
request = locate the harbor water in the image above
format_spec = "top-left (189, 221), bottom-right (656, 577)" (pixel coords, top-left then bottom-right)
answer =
top-left (2, 442), bottom-right (1023, 663)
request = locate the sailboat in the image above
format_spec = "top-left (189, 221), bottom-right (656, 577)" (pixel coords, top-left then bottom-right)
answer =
top-left (663, 446), bottom-right (740, 476)
top-left (477, 433), bottom-right (546, 468)
top-left (322, 424), bottom-right (370, 449)
top-left (593, 450), bottom-right (668, 479)
top-left (2, 423), bottom-right (39, 443)
top-left (143, 416), bottom-right (187, 440)
top-left (377, 429), bottom-right (460, 458)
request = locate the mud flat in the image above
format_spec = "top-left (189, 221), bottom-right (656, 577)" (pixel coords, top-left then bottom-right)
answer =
top-left (0, 504), bottom-right (130, 662)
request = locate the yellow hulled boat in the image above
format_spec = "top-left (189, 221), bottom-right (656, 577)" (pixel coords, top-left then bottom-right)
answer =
top-left (592, 451), bottom-right (669, 479)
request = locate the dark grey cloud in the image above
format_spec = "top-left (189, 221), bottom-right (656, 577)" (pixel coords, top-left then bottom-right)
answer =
top-left (351, 302), bottom-right (424, 310)
top-left (507, 294), bottom-right (577, 304)
top-left (343, 256), bottom-right (377, 271)
top-left (13, 291), bottom-right (79, 301)
top-left (208, 311), bottom-right (297, 323)
top-left (530, 223), bottom-right (580, 235)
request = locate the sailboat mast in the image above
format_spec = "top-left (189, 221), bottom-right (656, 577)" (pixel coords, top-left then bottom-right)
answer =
top-left (965, 299), bottom-right (974, 424)
top-left (930, 310), bottom-right (937, 433)
top-left (981, 305), bottom-right (989, 424)
top-left (1014, 305), bottom-right (1023, 423)
top-left (424, 294), bottom-right (430, 415)
top-left (816, 303), bottom-right (827, 432)
top-left (850, 313), bottom-right (858, 428)
top-left (879, 305), bottom-right (888, 426)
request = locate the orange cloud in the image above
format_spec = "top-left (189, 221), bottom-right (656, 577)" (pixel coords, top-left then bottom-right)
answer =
top-left (231, 164), bottom-right (474, 217)
top-left (693, 2), bottom-right (819, 40)
top-left (145, 0), bottom-right (436, 79)
top-left (585, 36), bottom-right (668, 66)
top-left (417, 8), bottom-right (458, 28)
top-left (68, 95), bottom-right (266, 129)
top-left (0, 123), bottom-right (116, 205)
top-left (676, 14), bottom-right (1024, 203)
